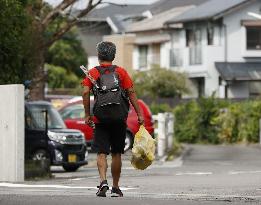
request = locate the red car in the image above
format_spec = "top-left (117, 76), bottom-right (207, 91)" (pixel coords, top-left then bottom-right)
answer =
top-left (59, 96), bottom-right (154, 151)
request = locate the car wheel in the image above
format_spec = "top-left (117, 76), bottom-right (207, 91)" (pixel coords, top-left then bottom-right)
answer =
top-left (32, 149), bottom-right (49, 161)
top-left (63, 165), bottom-right (80, 172)
top-left (124, 131), bottom-right (134, 152)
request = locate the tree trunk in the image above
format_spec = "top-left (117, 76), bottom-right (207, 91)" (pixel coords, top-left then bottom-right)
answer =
top-left (29, 50), bottom-right (46, 101)
top-left (29, 22), bottom-right (47, 101)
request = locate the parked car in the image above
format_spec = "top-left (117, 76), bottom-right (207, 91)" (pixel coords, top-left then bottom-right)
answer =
top-left (59, 96), bottom-right (154, 151)
top-left (25, 101), bottom-right (88, 172)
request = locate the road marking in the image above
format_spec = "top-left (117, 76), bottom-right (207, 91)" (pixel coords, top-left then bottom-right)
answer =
top-left (0, 183), bottom-right (137, 191)
top-left (175, 172), bottom-right (212, 176)
top-left (229, 170), bottom-right (261, 175)
top-left (71, 178), bottom-right (85, 181)
top-left (126, 192), bottom-right (261, 200)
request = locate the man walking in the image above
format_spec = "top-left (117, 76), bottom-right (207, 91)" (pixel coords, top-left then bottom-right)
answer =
top-left (82, 41), bottom-right (144, 197)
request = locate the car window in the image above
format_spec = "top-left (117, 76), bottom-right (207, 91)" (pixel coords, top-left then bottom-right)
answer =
top-left (66, 108), bottom-right (85, 119)
top-left (60, 103), bottom-right (94, 119)
top-left (25, 110), bottom-right (35, 129)
top-left (60, 104), bottom-right (83, 119)
top-left (26, 104), bottom-right (66, 129)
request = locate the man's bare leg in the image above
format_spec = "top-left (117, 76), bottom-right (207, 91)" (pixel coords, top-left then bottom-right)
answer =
top-left (97, 153), bottom-right (108, 182)
top-left (111, 153), bottom-right (122, 188)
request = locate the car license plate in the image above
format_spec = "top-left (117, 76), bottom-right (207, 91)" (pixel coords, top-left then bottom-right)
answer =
top-left (68, 154), bottom-right (77, 163)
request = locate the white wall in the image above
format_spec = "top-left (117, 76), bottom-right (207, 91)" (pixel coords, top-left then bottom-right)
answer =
top-left (133, 46), bottom-right (139, 70)
top-left (0, 85), bottom-right (24, 182)
top-left (223, 1), bottom-right (261, 61)
top-left (87, 56), bottom-right (99, 69)
top-left (161, 42), bottom-right (171, 68)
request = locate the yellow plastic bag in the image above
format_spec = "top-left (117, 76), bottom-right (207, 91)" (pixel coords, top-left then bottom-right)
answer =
top-left (131, 125), bottom-right (156, 170)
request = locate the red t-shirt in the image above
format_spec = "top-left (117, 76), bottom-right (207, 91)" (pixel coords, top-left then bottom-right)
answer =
top-left (82, 64), bottom-right (133, 89)
top-left (81, 64), bottom-right (133, 123)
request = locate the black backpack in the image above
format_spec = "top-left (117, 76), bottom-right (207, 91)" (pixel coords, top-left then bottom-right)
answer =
top-left (92, 65), bottom-right (130, 122)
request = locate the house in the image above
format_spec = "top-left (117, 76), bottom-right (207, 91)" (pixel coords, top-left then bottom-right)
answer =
top-left (105, 0), bottom-right (208, 72)
top-left (165, 0), bottom-right (261, 98)
top-left (74, 4), bottom-right (148, 70)
top-left (126, 5), bottom-right (194, 71)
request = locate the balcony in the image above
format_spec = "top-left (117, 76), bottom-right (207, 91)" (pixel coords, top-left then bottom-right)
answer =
top-left (189, 45), bottom-right (202, 65)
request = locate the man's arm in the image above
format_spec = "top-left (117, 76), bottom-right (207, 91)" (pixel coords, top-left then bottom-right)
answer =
top-left (82, 86), bottom-right (93, 126)
top-left (126, 87), bottom-right (144, 125)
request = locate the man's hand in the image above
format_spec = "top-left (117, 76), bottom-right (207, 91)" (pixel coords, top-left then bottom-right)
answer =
top-left (85, 116), bottom-right (95, 128)
top-left (138, 115), bottom-right (144, 125)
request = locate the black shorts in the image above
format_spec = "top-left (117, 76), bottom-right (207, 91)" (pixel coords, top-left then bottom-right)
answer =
top-left (91, 121), bottom-right (127, 154)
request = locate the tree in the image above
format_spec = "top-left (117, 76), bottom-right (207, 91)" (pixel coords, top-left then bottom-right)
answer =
top-left (0, 0), bottom-right (36, 84)
top-left (133, 66), bottom-right (190, 98)
top-left (24, 0), bottom-right (105, 100)
top-left (45, 27), bottom-right (87, 77)
top-left (46, 64), bottom-right (79, 89)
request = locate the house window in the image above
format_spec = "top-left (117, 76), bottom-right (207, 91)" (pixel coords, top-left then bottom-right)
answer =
top-left (207, 26), bottom-right (214, 45)
top-left (138, 45), bottom-right (148, 68)
top-left (246, 27), bottom-right (261, 50)
top-left (186, 29), bottom-right (193, 47)
top-left (186, 29), bottom-right (202, 65)
top-left (249, 81), bottom-right (261, 97)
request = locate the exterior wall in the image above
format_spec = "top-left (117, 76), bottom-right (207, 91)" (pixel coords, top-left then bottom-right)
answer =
top-left (133, 46), bottom-right (139, 70)
top-left (0, 85), bottom-right (24, 182)
top-left (161, 42), bottom-right (171, 68)
top-left (103, 34), bottom-right (136, 75)
top-left (223, 1), bottom-right (261, 61)
top-left (88, 56), bottom-right (99, 69)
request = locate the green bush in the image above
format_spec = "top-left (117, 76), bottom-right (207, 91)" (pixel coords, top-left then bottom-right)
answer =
top-left (216, 104), bottom-right (240, 143)
top-left (217, 101), bottom-right (261, 143)
top-left (239, 101), bottom-right (261, 143)
top-left (173, 96), bottom-right (228, 144)
top-left (174, 97), bottom-right (261, 144)
top-left (133, 66), bottom-right (190, 98)
top-left (174, 100), bottom-right (200, 143)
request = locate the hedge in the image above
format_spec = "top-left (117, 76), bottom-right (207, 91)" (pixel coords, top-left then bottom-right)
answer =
top-left (173, 98), bottom-right (261, 144)
top-left (151, 97), bottom-right (261, 144)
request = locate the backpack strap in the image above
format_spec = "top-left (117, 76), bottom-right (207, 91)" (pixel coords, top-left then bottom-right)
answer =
top-left (96, 65), bottom-right (117, 75)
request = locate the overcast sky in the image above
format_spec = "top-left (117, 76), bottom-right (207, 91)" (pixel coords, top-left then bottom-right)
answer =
top-left (44, 0), bottom-right (158, 8)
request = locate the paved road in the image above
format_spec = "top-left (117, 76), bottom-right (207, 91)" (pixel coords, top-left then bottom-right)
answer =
top-left (1, 144), bottom-right (261, 204)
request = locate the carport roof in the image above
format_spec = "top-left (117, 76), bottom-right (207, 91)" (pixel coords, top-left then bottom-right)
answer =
top-left (215, 62), bottom-right (261, 81)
